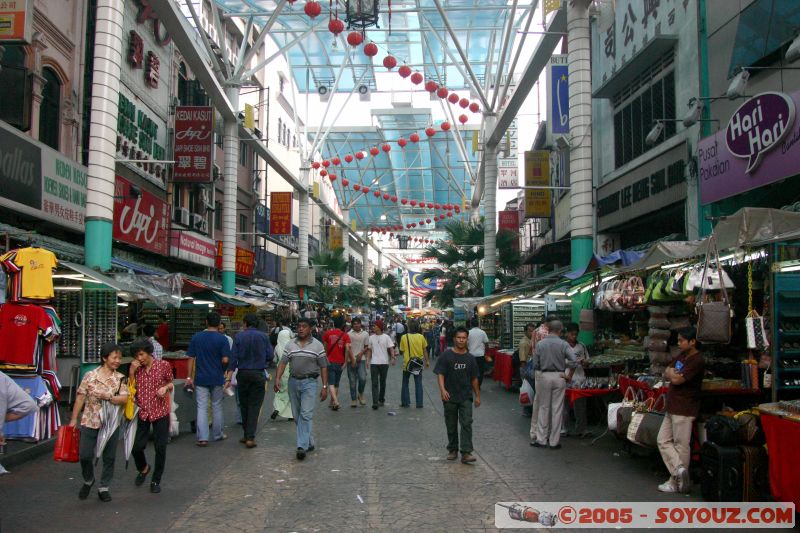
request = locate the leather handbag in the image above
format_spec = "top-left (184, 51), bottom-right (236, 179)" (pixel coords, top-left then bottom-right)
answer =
top-left (627, 395), bottom-right (666, 448)
top-left (53, 426), bottom-right (81, 463)
top-left (696, 236), bottom-right (732, 344)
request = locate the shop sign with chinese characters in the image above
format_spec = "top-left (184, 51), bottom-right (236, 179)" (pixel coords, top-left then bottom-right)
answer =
top-left (0, 0), bottom-right (33, 43)
top-left (116, 88), bottom-right (168, 185)
top-left (592, 0), bottom-right (693, 87)
top-left (0, 120), bottom-right (87, 231)
top-left (524, 151), bottom-right (551, 218)
top-left (215, 242), bottom-right (255, 277)
top-left (173, 106), bottom-right (214, 182)
top-left (113, 175), bottom-right (170, 255)
top-left (269, 192), bottom-right (293, 236)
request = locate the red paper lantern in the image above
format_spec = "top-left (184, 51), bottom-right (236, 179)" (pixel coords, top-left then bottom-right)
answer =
top-left (342, 179), bottom-right (349, 186)
top-left (435, 203), bottom-right (441, 209)
top-left (383, 193), bottom-right (390, 200)
top-left (427, 202), bottom-right (434, 208)
top-left (409, 133), bottom-right (420, 143)
top-left (355, 151), bottom-right (365, 160)
top-left (425, 127), bottom-right (436, 137)
top-left (362, 187), bottom-right (370, 193)
top-left (322, 160), bottom-right (331, 167)
top-left (410, 72), bottom-right (423, 85)
top-left (398, 65), bottom-right (412, 78)
top-left (319, 169), bottom-right (328, 177)
top-left (304, 1), bottom-right (321, 18)
top-left (419, 220), bottom-right (425, 225)
top-left (389, 233), bottom-right (394, 237)
top-left (406, 224), bottom-right (412, 229)
top-left (458, 114), bottom-right (468, 124)
top-left (332, 157), bottom-right (341, 166)
top-left (410, 200), bottom-right (417, 206)
top-left (329, 173), bottom-right (337, 181)
top-left (436, 87), bottom-right (449, 99)
top-left (469, 102), bottom-right (480, 113)
top-left (447, 212), bottom-right (453, 217)
top-left (426, 219), bottom-right (431, 224)
top-left (381, 143), bottom-right (391, 153)
top-left (459, 98), bottom-right (469, 108)
top-left (369, 146), bottom-right (379, 156)
top-left (401, 198), bottom-right (408, 205)
top-left (424, 80), bottom-right (438, 93)
top-left (454, 205), bottom-right (461, 213)
top-left (353, 184), bottom-right (361, 191)
top-left (440, 121), bottom-right (451, 131)
top-left (363, 42), bottom-right (378, 57)
top-left (448, 93), bottom-right (460, 104)
top-left (374, 190), bottom-right (381, 197)
top-left (390, 196), bottom-right (397, 202)
top-left (311, 161), bottom-right (321, 169)
top-left (383, 55), bottom-right (397, 70)
top-left (328, 18), bottom-right (345, 35)
top-left (346, 31), bottom-right (364, 47)
top-left (397, 137), bottom-right (407, 148)
top-left (411, 223), bottom-right (417, 228)
top-left (344, 154), bottom-right (353, 163)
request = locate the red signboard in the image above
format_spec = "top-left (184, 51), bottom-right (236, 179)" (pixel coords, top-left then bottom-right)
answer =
top-left (169, 229), bottom-right (216, 267)
top-left (498, 210), bottom-right (520, 250)
top-left (215, 242), bottom-right (255, 278)
top-left (173, 106), bottom-right (214, 182)
top-left (269, 191), bottom-right (293, 235)
top-left (113, 175), bottom-right (170, 254)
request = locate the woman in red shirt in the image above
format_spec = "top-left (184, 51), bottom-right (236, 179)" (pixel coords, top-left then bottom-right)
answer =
top-left (128, 337), bottom-right (173, 494)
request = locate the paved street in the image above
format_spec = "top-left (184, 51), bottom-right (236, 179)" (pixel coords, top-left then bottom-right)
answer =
top-left (0, 367), bottom-right (705, 532)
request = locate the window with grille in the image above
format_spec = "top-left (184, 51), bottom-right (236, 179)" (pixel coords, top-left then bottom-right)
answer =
top-left (39, 67), bottom-right (62, 149)
top-left (612, 52), bottom-right (676, 169)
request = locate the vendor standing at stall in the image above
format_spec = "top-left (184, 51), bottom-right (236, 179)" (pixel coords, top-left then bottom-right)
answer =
top-left (657, 327), bottom-right (704, 494)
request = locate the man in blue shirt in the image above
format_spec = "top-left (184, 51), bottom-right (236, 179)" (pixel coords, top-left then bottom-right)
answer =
top-left (186, 312), bottom-right (231, 446)
top-left (226, 313), bottom-right (273, 448)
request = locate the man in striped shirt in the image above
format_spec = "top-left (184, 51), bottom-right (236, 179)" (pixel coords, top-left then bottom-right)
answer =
top-left (274, 318), bottom-right (329, 460)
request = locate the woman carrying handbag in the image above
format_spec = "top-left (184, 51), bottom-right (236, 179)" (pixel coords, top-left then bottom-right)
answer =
top-left (68, 343), bottom-right (128, 502)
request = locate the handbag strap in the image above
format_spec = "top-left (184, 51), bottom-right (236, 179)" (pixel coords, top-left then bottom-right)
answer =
top-left (699, 235), bottom-right (730, 305)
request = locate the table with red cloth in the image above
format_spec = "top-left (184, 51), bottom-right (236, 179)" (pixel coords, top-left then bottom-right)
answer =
top-left (617, 375), bottom-right (667, 400)
top-left (756, 404), bottom-right (800, 509)
top-left (490, 348), bottom-right (513, 390)
top-left (565, 387), bottom-right (617, 407)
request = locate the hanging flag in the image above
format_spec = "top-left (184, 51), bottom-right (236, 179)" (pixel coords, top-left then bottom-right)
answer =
top-left (408, 271), bottom-right (437, 297)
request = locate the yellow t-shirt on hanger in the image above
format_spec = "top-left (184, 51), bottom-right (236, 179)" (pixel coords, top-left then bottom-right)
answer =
top-left (13, 247), bottom-right (58, 300)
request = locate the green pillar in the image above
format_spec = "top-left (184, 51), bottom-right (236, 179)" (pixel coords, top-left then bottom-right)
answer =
top-left (222, 271), bottom-right (235, 295)
top-left (571, 236), bottom-right (594, 344)
top-left (698, 0), bottom-right (714, 238)
top-left (84, 219), bottom-right (113, 270)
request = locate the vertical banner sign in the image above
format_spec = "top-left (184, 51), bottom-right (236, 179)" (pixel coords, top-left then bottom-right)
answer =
top-left (113, 175), bottom-right (170, 254)
top-left (0, 0), bottom-right (33, 42)
top-left (243, 103), bottom-right (255, 130)
top-left (498, 210), bottom-right (520, 250)
top-left (547, 55), bottom-right (569, 141)
top-left (173, 106), bottom-right (214, 182)
top-left (329, 225), bottom-right (343, 250)
top-left (269, 191), bottom-right (293, 235)
top-left (525, 151), bottom-right (552, 218)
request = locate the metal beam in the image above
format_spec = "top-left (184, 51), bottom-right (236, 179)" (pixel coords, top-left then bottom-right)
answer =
top-left (309, 50), bottom-right (353, 157)
top-left (490, 0), bottom-right (519, 111)
top-left (497, 0), bottom-right (539, 112)
top-left (239, 24), bottom-right (319, 81)
top-left (235, 0), bottom-right (288, 79)
top-left (487, 6), bottom-right (566, 148)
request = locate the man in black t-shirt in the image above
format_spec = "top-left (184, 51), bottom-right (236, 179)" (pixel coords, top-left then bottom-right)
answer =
top-left (434, 327), bottom-right (481, 464)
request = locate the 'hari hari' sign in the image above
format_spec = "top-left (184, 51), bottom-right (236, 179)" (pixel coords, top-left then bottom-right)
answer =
top-left (699, 90), bottom-right (800, 205)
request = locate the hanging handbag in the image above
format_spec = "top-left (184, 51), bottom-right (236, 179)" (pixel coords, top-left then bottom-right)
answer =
top-left (53, 425), bottom-right (81, 463)
top-left (696, 236), bottom-right (733, 344)
top-left (627, 395), bottom-right (666, 448)
top-left (744, 258), bottom-right (769, 350)
top-left (608, 386), bottom-right (638, 432)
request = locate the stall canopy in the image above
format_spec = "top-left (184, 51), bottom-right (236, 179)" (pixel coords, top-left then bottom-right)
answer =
top-left (620, 208), bottom-right (800, 271)
top-left (114, 273), bottom-right (183, 308)
top-left (564, 250), bottom-right (645, 280)
top-left (61, 261), bottom-right (148, 300)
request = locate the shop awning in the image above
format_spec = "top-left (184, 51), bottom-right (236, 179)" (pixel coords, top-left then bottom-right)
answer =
top-left (60, 261), bottom-right (145, 298)
top-left (111, 257), bottom-right (168, 275)
top-left (564, 250), bottom-right (645, 280)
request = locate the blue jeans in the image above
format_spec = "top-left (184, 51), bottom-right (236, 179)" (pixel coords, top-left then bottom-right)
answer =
top-left (401, 371), bottom-right (423, 407)
top-left (347, 360), bottom-right (367, 401)
top-left (288, 377), bottom-right (317, 450)
top-left (195, 385), bottom-right (224, 442)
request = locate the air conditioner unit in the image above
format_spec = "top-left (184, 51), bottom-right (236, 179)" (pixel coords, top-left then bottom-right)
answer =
top-left (174, 207), bottom-right (190, 226)
top-left (191, 213), bottom-right (205, 231)
top-left (197, 218), bottom-right (208, 234)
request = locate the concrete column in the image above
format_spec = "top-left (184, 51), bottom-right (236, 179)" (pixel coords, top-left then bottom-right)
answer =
top-left (84, 0), bottom-right (124, 270)
top-left (362, 240), bottom-right (369, 295)
top-left (222, 87), bottom-right (240, 294)
top-left (483, 113), bottom-right (498, 296)
top-left (298, 167), bottom-right (310, 302)
top-left (341, 209), bottom-right (350, 286)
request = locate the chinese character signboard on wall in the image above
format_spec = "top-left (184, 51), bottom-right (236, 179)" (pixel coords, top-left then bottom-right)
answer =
top-left (498, 210), bottom-right (521, 250)
top-left (215, 242), bottom-right (255, 277)
top-left (113, 175), bottom-right (170, 254)
top-left (0, 0), bottom-right (33, 43)
top-left (269, 192), bottom-right (293, 235)
top-left (524, 151), bottom-right (552, 218)
top-left (173, 106), bottom-right (214, 182)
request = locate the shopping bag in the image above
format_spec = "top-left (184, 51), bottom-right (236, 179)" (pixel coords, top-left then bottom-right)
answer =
top-left (696, 236), bottom-right (732, 344)
top-left (53, 426), bottom-right (80, 463)
top-left (519, 379), bottom-right (534, 406)
top-left (124, 377), bottom-right (137, 421)
top-left (607, 386), bottom-right (637, 431)
top-left (627, 396), bottom-right (666, 448)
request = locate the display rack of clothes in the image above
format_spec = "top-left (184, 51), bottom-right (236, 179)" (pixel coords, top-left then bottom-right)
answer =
top-left (0, 247), bottom-right (62, 441)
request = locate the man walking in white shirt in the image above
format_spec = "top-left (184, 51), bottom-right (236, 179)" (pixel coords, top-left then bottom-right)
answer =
top-left (467, 319), bottom-right (490, 388)
top-left (366, 320), bottom-right (395, 410)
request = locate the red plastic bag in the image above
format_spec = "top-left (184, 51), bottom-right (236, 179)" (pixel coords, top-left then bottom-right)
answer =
top-left (53, 426), bottom-right (80, 463)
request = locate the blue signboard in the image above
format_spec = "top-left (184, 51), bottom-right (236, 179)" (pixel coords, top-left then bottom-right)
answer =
top-left (255, 203), bottom-right (269, 235)
top-left (551, 63), bottom-right (569, 135)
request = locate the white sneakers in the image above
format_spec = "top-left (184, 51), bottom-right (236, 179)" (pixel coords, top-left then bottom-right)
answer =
top-left (658, 465), bottom-right (690, 494)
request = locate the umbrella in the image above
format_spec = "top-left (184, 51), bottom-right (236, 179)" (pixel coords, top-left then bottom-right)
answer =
top-left (94, 400), bottom-right (124, 462)
top-left (122, 405), bottom-right (139, 469)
